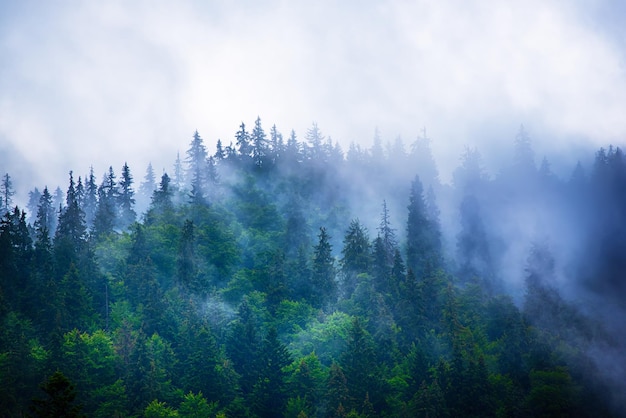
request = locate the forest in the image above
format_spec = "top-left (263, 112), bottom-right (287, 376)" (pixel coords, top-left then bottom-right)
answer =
top-left (1, 118), bottom-right (625, 417)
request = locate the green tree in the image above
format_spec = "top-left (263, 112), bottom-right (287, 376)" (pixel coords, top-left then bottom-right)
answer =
top-left (340, 219), bottom-right (371, 297)
top-left (178, 392), bottom-right (218, 418)
top-left (118, 162), bottom-right (137, 229)
top-left (31, 371), bottom-right (85, 418)
top-left (252, 326), bottom-right (293, 417)
top-left (311, 227), bottom-right (337, 308)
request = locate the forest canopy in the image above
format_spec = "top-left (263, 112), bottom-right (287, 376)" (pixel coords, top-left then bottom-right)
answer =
top-left (1, 120), bottom-right (625, 417)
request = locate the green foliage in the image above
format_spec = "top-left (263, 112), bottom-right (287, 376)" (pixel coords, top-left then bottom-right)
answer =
top-left (31, 371), bottom-right (85, 418)
top-left (0, 131), bottom-right (620, 416)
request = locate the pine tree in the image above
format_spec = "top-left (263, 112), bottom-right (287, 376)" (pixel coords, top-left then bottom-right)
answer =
top-left (251, 116), bottom-right (268, 169)
top-left (55, 171), bottom-right (87, 250)
top-left (227, 298), bottom-right (261, 395)
top-left (35, 186), bottom-right (56, 241)
top-left (236, 122), bottom-right (252, 161)
top-left (340, 219), bottom-right (371, 297)
top-left (118, 162), bottom-right (136, 229)
top-left (92, 168), bottom-right (118, 238)
top-left (311, 227), bottom-right (337, 308)
top-left (252, 326), bottom-right (293, 417)
top-left (30, 371), bottom-right (85, 418)
top-left (83, 167), bottom-right (98, 228)
top-left (186, 131), bottom-right (208, 202)
top-left (406, 176), bottom-right (441, 279)
top-left (173, 151), bottom-right (184, 190)
top-left (1, 173), bottom-right (15, 214)
top-left (214, 139), bottom-right (226, 161)
top-left (138, 162), bottom-right (157, 209)
top-left (305, 122), bottom-right (324, 162)
top-left (340, 317), bottom-right (379, 412)
top-left (27, 187), bottom-right (41, 222)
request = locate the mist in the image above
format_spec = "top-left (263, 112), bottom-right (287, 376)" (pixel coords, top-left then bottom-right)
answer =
top-left (2, 1), bottom-right (626, 416)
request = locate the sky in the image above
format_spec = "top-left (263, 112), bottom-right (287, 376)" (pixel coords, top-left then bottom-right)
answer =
top-left (1, 0), bottom-right (626, 204)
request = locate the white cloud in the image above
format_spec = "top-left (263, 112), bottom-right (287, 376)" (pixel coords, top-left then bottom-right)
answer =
top-left (1, 0), bottom-right (625, 194)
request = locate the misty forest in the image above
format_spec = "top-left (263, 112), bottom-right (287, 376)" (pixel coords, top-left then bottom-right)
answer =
top-left (2, 119), bottom-right (626, 417)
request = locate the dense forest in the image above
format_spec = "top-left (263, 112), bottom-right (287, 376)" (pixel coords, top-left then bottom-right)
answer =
top-left (1, 119), bottom-right (625, 417)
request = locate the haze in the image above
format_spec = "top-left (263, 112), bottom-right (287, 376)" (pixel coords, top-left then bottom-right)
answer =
top-left (2, 0), bottom-right (626, 202)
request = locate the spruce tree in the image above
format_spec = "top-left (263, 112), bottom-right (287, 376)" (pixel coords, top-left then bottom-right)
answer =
top-left (310, 227), bottom-right (337, 308)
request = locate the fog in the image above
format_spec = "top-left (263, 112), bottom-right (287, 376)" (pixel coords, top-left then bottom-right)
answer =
top-left (2, 1), bottom-right (626, 415)
top-left (2, 0), bottom-right (626, 202)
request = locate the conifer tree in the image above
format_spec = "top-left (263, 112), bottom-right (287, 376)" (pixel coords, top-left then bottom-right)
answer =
top-left (311, 227), bottom-right (337, 308)
top-left (236, 122), bottom-right (251, 161)
top-left (118, 162), bottom-right (136, 229)
top-left (1, 173), bottom-right (15, 214)
top-left (186, 131), bottom-right (208, 201)
top-left (340, 219), bottom-right (370, 297)
top-left (406, 175), bottom-right (441, 279)
top-left (251, 116), bottom-right (268, 169)
top-left (82, 167), bottom-right (98, 228)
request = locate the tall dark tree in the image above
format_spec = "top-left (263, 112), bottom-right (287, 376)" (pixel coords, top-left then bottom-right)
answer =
top-left (340, 317), bottom-right (383, 413)
top-left (177, 219), bottom-right (201, 292)
top-left (30, 371), bottom-right (85, 418)
top-left (406, 175), bottom-right (441, 279)
top-left (251, 326), bottom-right (293, 417)
top-left (147, 173), bottom-right (173, 223)
top-left (118, 162), bottom-right (137, 229)
top-left (340, 219), bottom-right (371, 297)
top-left (34, 186), bottom-right (56, 241)
top-left (55, 171), bottom-right (87, 251)
top-left (91, 168), bottom-right (118, 238)
top-left (82, 167), bottom-right (98, 228)
top-left (310, 227), bottom-right (337, 308)
top-left (227, 298), bottom-right (261, 395)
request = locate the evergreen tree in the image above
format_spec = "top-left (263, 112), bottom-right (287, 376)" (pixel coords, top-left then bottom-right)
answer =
top-left (55, 171), bottom-right (87, 251)
top-left (214, 139), bottom-right (226, 161)
top-left (1, 173), bottom-right (15, 214)
top-left (235, 122), bottom-right (252, 161)
top-left (251, 116), bottom-right (268, 169)
top-left (340, 317), bottom-right (380, 413)
top-left (305, 122), bottom-right (324, 162)
top-left (310, 227), bottom-right (337, 308)
top-left (227, 298), bottom-right (261, 395)
top-left (34, 186), bottom-right (56, 241)
top-left (173, 151), bottom-right (184, 190)
top-left (186, 131), bottom-right (208, 202)
top-left (92, 171), bottom-right (117, 238)
top-left (118, 162), bottom-right (137, 229)
top-left (406, 175), bottom-right (441, 279)
top-left (252, 326), bottom-right (293, 417)
top-left (27, 187), bottom-right (41, 222)
top-left (82, 167), bottom-right (98, 228)
top-left (269, 124), bottom-right (284, 166)
top-left (340, 219), bottom-right (371, 297)
top-left (31, 371), bottom-right (85, 418)
top-left (138, 162), bottom-right (157, 209)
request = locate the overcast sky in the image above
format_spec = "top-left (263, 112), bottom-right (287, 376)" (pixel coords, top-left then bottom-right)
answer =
top-left (1, 0), bottom-right (626, 203)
